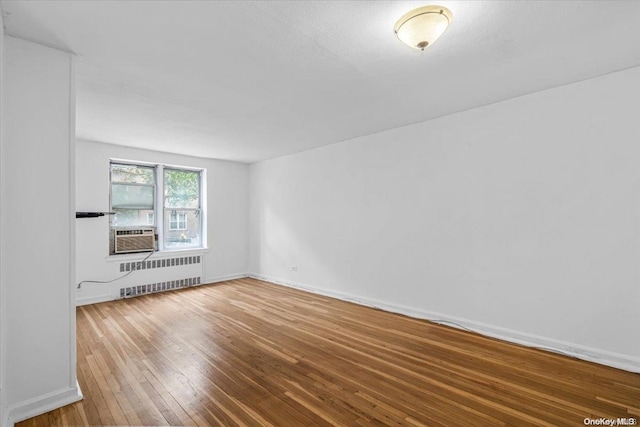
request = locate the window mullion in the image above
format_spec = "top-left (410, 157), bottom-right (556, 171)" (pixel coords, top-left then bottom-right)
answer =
top-left (156, 164), bottom-right (164, 252)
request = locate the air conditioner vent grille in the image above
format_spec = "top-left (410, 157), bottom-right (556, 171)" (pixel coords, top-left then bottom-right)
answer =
top-left (114, 228), bottom-right (155, 254)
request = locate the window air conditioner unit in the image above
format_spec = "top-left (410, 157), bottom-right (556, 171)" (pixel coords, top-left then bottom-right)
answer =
top-left (113, 228), bottom-right (155, 254)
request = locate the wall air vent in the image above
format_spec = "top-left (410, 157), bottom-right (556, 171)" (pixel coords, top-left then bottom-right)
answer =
top-left (113, 228), bottom-right (155, 254)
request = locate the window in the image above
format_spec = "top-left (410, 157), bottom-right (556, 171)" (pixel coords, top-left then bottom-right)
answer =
top-left (110, 163), bottom-right (155, 227)
top-left (169, 212), bottom-right (187, 230)
top-left (164, 168), bottom-right (202, 249)
top-left (109, 161), bottom-right (204, 253)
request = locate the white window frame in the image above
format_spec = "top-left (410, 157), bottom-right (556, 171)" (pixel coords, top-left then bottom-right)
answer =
top-left (109, 159), bottom-right (206, 254)
top-left (163, 166), bottom-right (203, 250)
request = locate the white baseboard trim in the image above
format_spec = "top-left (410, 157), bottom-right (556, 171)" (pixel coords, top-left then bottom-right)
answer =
top-left (203, 273), bottom-right (249, 285)
top-left (75, 293), bottom-right (114, 307)
top-left (8, 381), bottom-right (83, 426)
top-left (249, 273), bottom-right (640, 374)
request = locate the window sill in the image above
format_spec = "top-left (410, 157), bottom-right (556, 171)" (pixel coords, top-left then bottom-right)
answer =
top-left (105, 247), bottom-right (209, 263)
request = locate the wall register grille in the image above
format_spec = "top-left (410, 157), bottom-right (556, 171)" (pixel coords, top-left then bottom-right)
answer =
top-left (119, 255), bottom-right (201, 272)
top-left (120, 276), bottom-right (201, 299)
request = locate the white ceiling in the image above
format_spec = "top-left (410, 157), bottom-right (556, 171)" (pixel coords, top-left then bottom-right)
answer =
top-left (3, 1), bottom-right (640, 163)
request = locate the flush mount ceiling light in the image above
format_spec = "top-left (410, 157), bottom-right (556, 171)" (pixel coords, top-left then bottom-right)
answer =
top-left (394, 5), bottom-right (453, 51)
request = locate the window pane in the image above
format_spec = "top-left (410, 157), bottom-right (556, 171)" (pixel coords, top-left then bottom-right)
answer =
top-left (168, 212), bottom-right (187, 230)
top-left (169, 211), bottom-right (183, 230)
top-left (164, 209), bottom-right (200, 249)
top-left (164, 169), bottom-right (200, 208)
top-left (112, 184), bottom-right (154, 209)
top-left (112, 209), bottom-right (155, 227)
top-left (111, 164), bottom-right (154, 184)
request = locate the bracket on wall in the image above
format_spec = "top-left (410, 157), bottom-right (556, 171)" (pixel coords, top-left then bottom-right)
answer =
top-left (75, 212), bottom-right (115, 219)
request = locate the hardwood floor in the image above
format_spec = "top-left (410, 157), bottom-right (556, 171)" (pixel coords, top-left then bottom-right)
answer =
top-left (17, 278), bottom-right (640, 426)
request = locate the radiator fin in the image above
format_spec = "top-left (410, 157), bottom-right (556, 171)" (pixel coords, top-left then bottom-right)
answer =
top-left (120, 255), bottom-right (201, 272)
top-left (119, 276), bottom-right (201, 299)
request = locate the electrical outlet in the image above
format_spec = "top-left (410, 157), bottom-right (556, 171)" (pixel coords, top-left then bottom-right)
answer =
top-left (292, 266), bottom-right (298, 271)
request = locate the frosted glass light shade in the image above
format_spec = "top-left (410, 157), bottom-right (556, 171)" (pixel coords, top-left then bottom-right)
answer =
top-left (394, 5), bottom-right (453, 51)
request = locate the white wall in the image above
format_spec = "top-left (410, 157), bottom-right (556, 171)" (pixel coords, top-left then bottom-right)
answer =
top-left (0, 6), bottom-right (6, 425)
top-left (76, 139), bottom-right (249, 305)
top-left (1, 37), bottom-right (80, 425)
top-left (249, 66), bottom-right (640, 372)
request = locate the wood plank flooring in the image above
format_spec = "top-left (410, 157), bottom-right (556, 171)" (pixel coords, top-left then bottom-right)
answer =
top-left (17, 278), bottom-right (640, 426)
